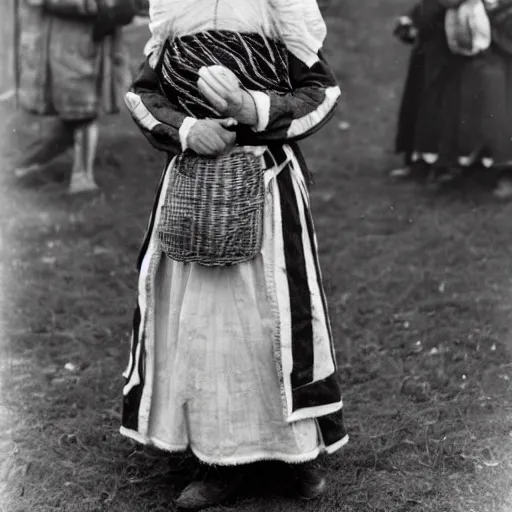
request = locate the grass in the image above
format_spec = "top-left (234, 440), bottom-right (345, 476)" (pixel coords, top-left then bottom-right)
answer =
top-left (2, 1), bottom-right (512, 510)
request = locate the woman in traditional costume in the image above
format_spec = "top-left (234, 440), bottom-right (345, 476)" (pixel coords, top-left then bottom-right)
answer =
top-left (391, 0), bottom-right (512, 197)
top-left (120, 0), bottom-right (348, 509)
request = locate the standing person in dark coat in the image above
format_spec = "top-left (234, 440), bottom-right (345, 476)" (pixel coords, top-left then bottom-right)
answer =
top-left (391, 0), bottom-right (512, 198)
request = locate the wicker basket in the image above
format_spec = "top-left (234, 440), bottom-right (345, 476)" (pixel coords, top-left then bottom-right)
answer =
top-left (158, 150), bottom-right (266, 266)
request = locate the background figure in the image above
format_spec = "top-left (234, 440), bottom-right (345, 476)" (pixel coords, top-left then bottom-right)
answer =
top-left (391, 14), bottom-right (425, 179)
top-left (391, 0), bottom-right (512, 197)
top-left (10, 0), bottom-right (138, 193)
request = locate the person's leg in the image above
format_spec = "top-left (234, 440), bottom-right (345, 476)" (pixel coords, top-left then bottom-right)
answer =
top-left (7, 114), bottom-right (74, 177)
top-left (68, 120), bottom-right (100, 194)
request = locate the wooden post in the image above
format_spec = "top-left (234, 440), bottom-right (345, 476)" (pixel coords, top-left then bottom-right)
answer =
top-left (0, 0), bottom-right (18, 103)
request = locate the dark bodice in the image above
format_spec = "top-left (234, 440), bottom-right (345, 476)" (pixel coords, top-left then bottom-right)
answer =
top-left (155, 30), bottom-right (293, 119)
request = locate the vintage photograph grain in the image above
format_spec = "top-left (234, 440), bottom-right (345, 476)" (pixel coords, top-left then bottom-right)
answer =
top-left (1, 1), bottom-right (512, 511)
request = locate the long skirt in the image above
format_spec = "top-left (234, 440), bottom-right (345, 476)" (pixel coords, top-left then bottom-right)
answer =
top-left (397, 42), bottom-right (512, 169)
top-left (121, 146), bottom-right (348, 465)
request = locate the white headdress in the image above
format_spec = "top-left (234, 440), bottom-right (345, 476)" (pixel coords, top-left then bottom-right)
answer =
top-left (144, 0), bottom-right (327, 68)
top-left (270, 0), bottom-right (327, 67)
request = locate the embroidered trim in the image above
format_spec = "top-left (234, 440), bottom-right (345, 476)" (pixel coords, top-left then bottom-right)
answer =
top-left (287, 86), bottom-right (340, 139)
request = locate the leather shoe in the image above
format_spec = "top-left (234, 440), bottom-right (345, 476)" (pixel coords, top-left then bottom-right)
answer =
top-left (292, 462), bottom-right (327, 500)
top-left (175, 466), bottom-right (245, 510)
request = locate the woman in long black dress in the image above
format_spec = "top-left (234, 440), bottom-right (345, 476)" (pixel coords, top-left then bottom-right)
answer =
top-left (392, 0), bottom-right (512, 197)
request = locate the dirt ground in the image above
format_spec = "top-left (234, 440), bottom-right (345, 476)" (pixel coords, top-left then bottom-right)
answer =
top-left (2, 1), bottom-right (512, 511)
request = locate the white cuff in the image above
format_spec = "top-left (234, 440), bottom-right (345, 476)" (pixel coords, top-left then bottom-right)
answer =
top-left (179, 117), bottom-right (198, 151)
top-left (125, 92), bottom-right (161, 131)
top-left (247, 91), bottom-right (270, 132)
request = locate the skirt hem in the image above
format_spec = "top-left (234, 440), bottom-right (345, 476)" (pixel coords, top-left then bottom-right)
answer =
top-left (119, 427), bottom-right (347, 466)
top-left (286, 400), bottom-right (343, 423)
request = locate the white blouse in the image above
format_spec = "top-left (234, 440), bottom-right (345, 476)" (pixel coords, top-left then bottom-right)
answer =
top-left (146, 0), bottom-right (327, 67)
top-left (151, 0), bottom-right (274, 37)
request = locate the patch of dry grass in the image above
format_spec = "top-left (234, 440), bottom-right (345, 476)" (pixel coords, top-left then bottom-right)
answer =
top-left (2, 1), bottom-right (512, 511)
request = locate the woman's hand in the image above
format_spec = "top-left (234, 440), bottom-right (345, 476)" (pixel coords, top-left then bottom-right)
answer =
top-left (186, 118), bottom-right (238, 156)
top-left (393, 16), bottom-right (419, 44)
top-left (197, 66), bottom-right (258, 126)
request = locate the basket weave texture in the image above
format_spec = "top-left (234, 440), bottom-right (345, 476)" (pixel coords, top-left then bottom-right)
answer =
top-left (158, 150), bottom-right (266, 266)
